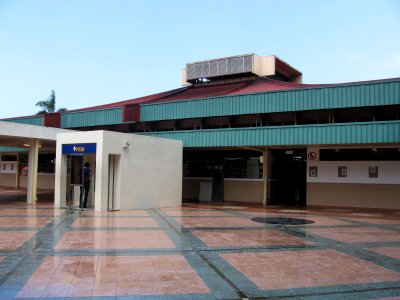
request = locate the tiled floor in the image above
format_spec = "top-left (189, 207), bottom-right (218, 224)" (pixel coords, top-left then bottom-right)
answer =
top-left (222, 250), bottom-right (400, 290)
top-left (71, 216), bottom-right (160, 228)
top-left (17, 255), bottom-right (209, 298)
top-left (54, 230), bottom-right (176, 250)
top-left (0, 194), bottom-right (399, 299)
top-left (0, 231), bottom-right (37, 250)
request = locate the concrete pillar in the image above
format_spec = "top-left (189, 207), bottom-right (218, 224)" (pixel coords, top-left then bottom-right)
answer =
top-left (15, 153), bottom-right (20, 188)
top-left (262, 150), bottom-right (269, 206)
top-left (54, 153), bottom-right (67, 209)
top-left (27, 139), bottom-right (39, 204)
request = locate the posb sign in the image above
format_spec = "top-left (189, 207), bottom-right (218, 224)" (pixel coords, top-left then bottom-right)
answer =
top-left (62, 143), bottom-right (96, 154)
top-left (73, 146), bottom-right (85, 152)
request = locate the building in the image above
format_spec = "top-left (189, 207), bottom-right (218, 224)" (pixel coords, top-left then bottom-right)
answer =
top-left (1, 53), bottom-right (400, 209)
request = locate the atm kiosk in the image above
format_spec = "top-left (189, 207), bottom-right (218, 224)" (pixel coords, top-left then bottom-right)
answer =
top-left (55, 130), bottom-right (182, 211)
top-left (62, 143), bottom-right (96, 209)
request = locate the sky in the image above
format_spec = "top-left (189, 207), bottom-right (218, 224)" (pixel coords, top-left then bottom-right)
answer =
top-left (0, 0), bottom-right (399, 119)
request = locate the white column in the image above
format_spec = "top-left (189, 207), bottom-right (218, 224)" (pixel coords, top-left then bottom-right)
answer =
top-left (54, 151), bottom-right (67, 209)
top-left (15, 153), bottom-right (20, 188)
top-left (27, 139), bottom-right (39, 204)
top-left (262, 150), bottom-right (269, 206)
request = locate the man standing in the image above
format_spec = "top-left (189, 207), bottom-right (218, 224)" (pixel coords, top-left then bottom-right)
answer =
top-left (80, 162), bottom-right (92, 208)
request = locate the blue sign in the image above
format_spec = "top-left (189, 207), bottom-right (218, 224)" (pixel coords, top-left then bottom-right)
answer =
top-left (62, 143), bottom-right (96, 154)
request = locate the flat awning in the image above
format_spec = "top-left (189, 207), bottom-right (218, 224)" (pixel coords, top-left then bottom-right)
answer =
top-left (0, 121), bottom-right (73, 204)
top-left (0, 121), bottom-right (71, 150)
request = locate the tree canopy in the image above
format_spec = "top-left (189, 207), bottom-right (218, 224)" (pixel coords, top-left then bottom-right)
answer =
top-left (36, 90), bottom-right (67, 114)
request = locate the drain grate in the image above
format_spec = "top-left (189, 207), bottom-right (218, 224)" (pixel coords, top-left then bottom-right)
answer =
top-left (251, 217), bottom-right (315, 225)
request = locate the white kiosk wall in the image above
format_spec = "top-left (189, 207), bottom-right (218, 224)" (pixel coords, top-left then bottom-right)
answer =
top-left (55, 131), bottom-right (183, 211)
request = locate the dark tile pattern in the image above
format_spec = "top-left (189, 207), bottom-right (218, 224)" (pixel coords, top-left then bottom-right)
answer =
top-left (0, 195), bottom-right (399, 299)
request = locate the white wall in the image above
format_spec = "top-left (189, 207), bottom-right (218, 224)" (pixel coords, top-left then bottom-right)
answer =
top-left (307, 161), bottom-right (400, 185)
top-left (55, 131), bottom-right (182, 211)
top-left (0, 161), bottom-right (17, 174)
top-left (0, 173), bottom-right (55, 189)
top-left (101, 131), bottom-right (182, 210)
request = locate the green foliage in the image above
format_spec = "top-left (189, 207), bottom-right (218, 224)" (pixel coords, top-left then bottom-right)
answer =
top-left (35, 90), bottom-right (67, 114)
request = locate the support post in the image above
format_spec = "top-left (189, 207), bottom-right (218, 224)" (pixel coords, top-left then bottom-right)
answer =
top-left (262, 150), bottom-right (269, 206)
top-left (15, 153), bottom-right (20, 188)
top-left (27, 139), bottom-right (39, 204)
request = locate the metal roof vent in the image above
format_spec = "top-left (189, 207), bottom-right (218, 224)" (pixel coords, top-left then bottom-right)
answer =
top-left (182, 54), bottom-right (302, 86)
top-left (186, 54), bottom-right (253, 81)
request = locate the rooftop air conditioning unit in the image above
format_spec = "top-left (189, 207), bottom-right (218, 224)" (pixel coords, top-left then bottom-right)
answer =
top-left (182, 54), bottom-right (302, 86)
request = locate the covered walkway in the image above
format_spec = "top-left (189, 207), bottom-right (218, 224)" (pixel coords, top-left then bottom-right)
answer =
top-left (0, 121), bottom-right (70, 204)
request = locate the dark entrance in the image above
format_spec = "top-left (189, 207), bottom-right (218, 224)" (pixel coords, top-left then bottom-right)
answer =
top-left (268, 149), bottom-right (307, 206)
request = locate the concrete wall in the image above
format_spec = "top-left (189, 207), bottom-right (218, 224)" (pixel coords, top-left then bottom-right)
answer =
top-left (306, 158), bottom-right (400, 209)
top-left (182, 178), bottom-right (263, 203)
top-left (307, 161), bottom-right (400, 185)
top-left (307, 183), bottom-right (400, 209)
top-left (0, 173), bottom-right (54, 189)
top-left (55, 130), bottom-right (182, 211)
top-left (224, 179), bottom-right (263, 203)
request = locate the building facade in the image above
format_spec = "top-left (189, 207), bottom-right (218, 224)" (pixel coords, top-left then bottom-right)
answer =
top-left (2, 54), bottom-right (400, 209)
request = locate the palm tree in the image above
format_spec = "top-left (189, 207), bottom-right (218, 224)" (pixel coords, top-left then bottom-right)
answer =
top-left (36, 90), bottom-right (67, 114)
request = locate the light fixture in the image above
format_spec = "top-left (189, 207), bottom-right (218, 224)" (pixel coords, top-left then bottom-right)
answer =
top-left (123, 139), bottom-right (130, 148)
top-left (23, 144), bottom-right (30, 147)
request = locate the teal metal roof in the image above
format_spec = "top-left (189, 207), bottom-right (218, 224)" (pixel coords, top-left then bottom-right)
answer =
top-left (4, 116), bottom-right (44, 126)
top-left (61, 107), bottom-right (123, 128)
top-left (140, 80), bottom-right (400, 121)
top-left (0, 147), bottom-right (28, 153)
top-left (140, 121), bottom-right (400, 147)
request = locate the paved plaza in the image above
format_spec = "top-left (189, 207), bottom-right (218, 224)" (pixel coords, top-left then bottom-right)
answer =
top-left (0, 191), bottom-right (399, 299)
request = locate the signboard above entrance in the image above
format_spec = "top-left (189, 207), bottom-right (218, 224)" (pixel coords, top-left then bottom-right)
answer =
top-left (62, 143), bottom-right (96, 154)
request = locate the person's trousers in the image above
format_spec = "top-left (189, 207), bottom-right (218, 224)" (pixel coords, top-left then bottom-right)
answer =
top-left (80, 186), bottom-right (90, 208)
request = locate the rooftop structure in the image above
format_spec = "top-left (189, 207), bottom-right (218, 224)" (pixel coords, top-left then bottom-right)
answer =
top-left (182, 54), bottom-right (303, 86)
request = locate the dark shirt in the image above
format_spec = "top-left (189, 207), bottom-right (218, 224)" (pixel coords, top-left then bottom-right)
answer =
top-left (83, 167), bottom-right (91, 187)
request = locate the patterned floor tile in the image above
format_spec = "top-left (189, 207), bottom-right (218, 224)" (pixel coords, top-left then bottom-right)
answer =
top-left (71, 217), bottom-right (159, 228)
top-left (369, 246), bottom-right (400, 260)
top-left (0, 231), bottom-right (37, 250)
top-left (164, 210), bottom-right (233, 217)
top-left (304, 227), bottom-right (400, 243)
top-left (80, 210), bottom-right (150, 216)
top-left (174, 217), bottom-right (263, 228)
top-left (0, 217), bottom-right (53, 228)
top-left (193, 229), bottom-right (313, 247)
top-left (221, 249), bottom-right (400, 290)
top-left (347, 218), bottom-right (400, 225)
top-left (0, 208), bottom-right (63, 216)
top-left (17, 255), bottom-right (210, 298)
top-left (54, 230), bottom-right (175, 249)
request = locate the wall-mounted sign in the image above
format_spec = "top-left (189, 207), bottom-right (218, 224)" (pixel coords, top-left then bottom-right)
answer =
top-left (308, 152), bottom-right (317, 160)
top-left (62, 143), bottom-right (96, 155)
top-left (0, 161), bottom-right (17, 174)
top-left (309, 166), bottom-right (318, 177)
top-left (369, 166), bottom-right (378, 178)
top-left (338, 166), bottom-right (347, 177)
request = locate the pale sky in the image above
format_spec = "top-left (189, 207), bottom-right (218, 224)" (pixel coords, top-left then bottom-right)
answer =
top-left (0, 0), bottom-right (399, 118)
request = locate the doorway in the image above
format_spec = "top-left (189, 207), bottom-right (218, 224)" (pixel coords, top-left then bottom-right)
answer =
top-left (66, 155), bottom-right (83, 208)
top-left (108, 154), bottom-right (120, 211)
top-left (65, 154), bottom-right (95, 209)
top-left (268, 149), bottom-right (307, 206)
